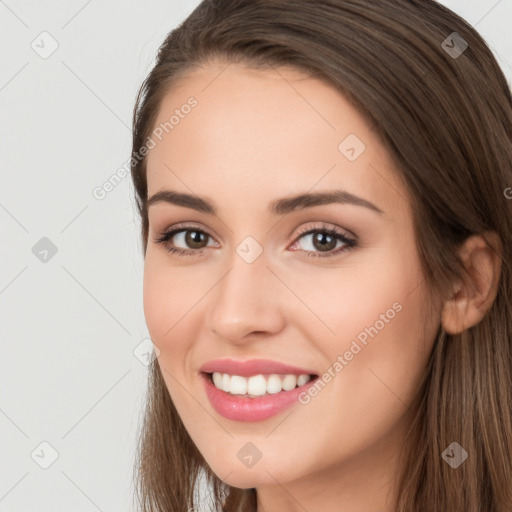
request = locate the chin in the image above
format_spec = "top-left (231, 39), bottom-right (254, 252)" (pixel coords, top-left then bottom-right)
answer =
top-left (206, 456), bottom-right (304, 489)
top-left (219, 471), bottom-right (274, 489)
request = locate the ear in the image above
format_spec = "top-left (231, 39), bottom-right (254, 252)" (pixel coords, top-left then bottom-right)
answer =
top-left (441, 232), bottom-right (503, 335)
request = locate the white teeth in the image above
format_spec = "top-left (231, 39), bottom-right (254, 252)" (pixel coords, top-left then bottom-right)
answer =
top-left (222, 373), bottom-right (230, 392)
top-left (212, 371), bottom-right (223, 389)
top-left (230, 375), bottom-right (247, 395)
top-left (210, 372), bottom-right (313, 396)
top-left (282, 374), bottom-right (297, 391)
top-left (266, 374), bottom-right (282, 394)
top-left (247, 375), bottom-right (267, 396)
top-left (297, 374), bottom-right (310, 386)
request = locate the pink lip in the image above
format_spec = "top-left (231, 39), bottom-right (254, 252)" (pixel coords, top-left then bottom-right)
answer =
top-left (200, 372), bottom-right (319, 422)
top-left (199, 358), bottom-right (317, 377)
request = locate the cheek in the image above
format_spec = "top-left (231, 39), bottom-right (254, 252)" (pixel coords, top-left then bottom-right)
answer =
top-left (142, 261), bottom-right (169, 347)
top-left (142, 255), bottom-right (193, 355)
top-left (338, 281), bottom-right (432, 415)
top-left (142, 260), bottom-right (198, 408)
top-left (142, 253), bottom-right (218, 380)
top-left (289, 272), bottom-right (434, 472)
top-left (299, 247), bottom-right (433, 412)
top-left (292, 255), bottom-right (422, 353)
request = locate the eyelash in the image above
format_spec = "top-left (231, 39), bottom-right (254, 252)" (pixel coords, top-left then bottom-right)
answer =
top-left (152, 222), bottom-right (358, 259)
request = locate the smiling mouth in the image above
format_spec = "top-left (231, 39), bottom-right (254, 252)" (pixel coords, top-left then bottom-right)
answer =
top-left (203, 371), bottom-right (319, 398)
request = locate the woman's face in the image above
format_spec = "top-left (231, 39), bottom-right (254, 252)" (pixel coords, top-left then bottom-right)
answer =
top-left (143, 60), bottom-right (441, 491)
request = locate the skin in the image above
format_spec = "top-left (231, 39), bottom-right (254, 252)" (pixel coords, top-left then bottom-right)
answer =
top-left (142, 59), bottom-right (501, 512)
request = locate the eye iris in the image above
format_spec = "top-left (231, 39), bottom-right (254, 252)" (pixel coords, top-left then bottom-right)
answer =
top-left (313, 231), bottom-right (336, 251)
top-left (185, 230), bottom-right (207, 249)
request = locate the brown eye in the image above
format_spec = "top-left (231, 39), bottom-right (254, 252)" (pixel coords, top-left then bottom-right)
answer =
top-left (153, 225), bottom-right (216, 255)
top-left (291, 224), bottom-right (358, 259)
top-left (184, 230), bottom-right (209, 249)
top-left (154, 223), bottom-right (357, 259)
top-left (309, 231), bottom-right (338, 252)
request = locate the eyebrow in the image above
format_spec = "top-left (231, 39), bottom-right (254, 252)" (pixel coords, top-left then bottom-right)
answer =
top-left (147, 189), bottom-right (384, 216)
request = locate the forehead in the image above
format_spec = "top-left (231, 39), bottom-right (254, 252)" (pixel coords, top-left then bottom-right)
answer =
top-left (145, 61), bottom-right (410, 218)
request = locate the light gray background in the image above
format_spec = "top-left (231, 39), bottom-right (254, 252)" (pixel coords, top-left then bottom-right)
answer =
top-left (1, 1), bottom-right (510, 511)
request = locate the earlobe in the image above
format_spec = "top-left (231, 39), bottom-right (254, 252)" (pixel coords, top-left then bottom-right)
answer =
top-left (441, 287), bottom-right (467, 335)
top-left (440, 232), bottom-right (502, 335)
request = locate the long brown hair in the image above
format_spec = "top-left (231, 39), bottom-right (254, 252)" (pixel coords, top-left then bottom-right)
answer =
top-left (130, 1), bottom-right (512, 510)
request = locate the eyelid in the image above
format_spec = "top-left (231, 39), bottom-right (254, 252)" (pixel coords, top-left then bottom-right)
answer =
top-left (152, 221), bottom-right (219, 249)
top-left (156, 220), bottom-right (354, 242)
top-left (156, 221), bottom-right (218, 241)
top-left (294, 221), bottom-right (356, 239)
top-left (153, 220), bottom-right (358, 257)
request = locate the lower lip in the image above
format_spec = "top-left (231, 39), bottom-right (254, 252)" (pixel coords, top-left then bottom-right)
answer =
top-left (201, 372), bottom-right (319, 422)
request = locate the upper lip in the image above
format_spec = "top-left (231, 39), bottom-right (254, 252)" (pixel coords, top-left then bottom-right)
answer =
top-left (200, 358), bottom-right (318, 377)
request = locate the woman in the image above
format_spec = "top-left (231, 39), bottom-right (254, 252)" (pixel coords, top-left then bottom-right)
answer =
top-left (130, 1), bottom-right (512, 510)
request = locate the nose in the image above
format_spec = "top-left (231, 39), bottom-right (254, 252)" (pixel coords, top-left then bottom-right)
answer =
top-left (207, 249), bottom-right (286, 345)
